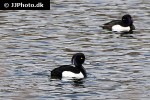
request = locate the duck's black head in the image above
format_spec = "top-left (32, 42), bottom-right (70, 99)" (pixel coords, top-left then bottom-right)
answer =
top-left (71, 53), bottom-right (85, 66)
top-left (122, 14), bottom-right (133, 26)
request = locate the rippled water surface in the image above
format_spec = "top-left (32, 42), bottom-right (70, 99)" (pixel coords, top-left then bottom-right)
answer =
top-left (0, 0), bottom-right (150, 99)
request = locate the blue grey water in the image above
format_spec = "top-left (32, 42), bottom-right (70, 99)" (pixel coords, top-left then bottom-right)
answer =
top-left (0, 0), bottom-right (150, 99)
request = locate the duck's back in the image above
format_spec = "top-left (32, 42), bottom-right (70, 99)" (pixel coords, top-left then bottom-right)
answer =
top-left (51, 65), bottom-right (80, 78)
top-left (102, 20), bottom-right (121, 30)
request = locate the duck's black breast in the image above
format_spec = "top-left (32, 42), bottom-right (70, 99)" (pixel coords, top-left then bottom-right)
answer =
top-left (102, 20), bottom-right (121, 30)
top-left (51, 65), bottom-right (80, 78)
top-left (130, 24), bottom-right (135, 30)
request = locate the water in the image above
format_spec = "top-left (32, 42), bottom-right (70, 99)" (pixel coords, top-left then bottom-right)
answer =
top-left (0, 0), bottom-right (150, 99)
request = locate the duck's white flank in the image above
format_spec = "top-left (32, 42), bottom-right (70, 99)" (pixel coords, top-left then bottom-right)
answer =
top-left (62, 71), bottom-right (84, 79)
top-left (112, 25), bottom-right (130, 32)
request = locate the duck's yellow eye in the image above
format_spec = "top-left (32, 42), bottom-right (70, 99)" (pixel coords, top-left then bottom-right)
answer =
top-left (81, 57), bottom-right (83, 59)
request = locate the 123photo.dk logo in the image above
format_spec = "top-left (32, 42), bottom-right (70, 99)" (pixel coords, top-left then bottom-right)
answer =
top-left (11, 2), bottom-right (44, 8)
top-left (0, 0), bottom-right (50, 10)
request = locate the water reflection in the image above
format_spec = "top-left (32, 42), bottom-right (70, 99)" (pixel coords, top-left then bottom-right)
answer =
top-left (50, 78), bottom-right (85, 87)
top-left (119, 32), bottom-right (135, 38)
